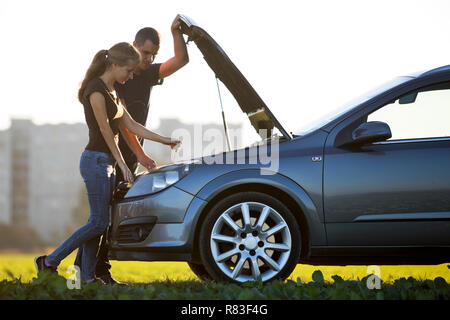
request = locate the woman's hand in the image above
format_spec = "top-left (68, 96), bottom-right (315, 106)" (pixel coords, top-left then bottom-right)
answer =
top-left (120, 109), bottom-right (182, 149)
top-left (165, 137), bottom-right (182, 149)
top-left (118, 162), bottom-right (135, 183)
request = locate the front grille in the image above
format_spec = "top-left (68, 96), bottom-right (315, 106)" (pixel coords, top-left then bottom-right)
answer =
top-left (117, 224), bottom-right (155, 244)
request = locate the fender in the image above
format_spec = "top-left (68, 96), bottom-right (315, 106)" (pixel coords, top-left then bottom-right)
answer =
top-left (179, 169), bottom-right (327, 247)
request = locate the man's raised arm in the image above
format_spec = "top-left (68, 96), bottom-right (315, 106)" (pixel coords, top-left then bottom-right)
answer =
top-left (159, 14), bottom-right (189, 79)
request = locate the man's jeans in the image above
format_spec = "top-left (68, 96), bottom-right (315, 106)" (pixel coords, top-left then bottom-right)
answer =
top-left (74, 157), bottom-right (137, 278)
top-left (46, 150), bottom-right (116, 281)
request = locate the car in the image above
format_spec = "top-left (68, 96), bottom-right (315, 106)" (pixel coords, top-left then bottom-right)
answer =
top-left (107, 15), bottom-right (450, 284)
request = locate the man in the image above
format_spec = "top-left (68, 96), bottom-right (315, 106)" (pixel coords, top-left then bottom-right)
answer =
top-left (75, 15), bottom-right (189, 285)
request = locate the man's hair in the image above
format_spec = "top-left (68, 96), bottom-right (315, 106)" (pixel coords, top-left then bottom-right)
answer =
top-left (135, 27), bottom-right (161, 46)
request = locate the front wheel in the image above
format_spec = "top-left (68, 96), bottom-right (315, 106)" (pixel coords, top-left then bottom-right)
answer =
top-left (199, 192), bottom-right (301, 283)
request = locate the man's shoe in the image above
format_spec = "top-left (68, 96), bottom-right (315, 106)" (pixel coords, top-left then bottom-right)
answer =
top-left (34, 255), bottom-right (57, 273)
top-left (84, 277), bottom-right (107, 285)
top-left (97, 273), bottom-right (127, 286)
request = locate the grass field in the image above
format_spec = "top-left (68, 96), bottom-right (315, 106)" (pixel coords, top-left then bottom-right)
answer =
top-left (1, 253), bottom-right (449, 283)
top-left (1, 253), bottom-right (448, 299)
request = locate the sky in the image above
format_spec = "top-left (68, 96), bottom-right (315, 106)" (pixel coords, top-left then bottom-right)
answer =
top-left (1, 0), bottom-right (450, 145)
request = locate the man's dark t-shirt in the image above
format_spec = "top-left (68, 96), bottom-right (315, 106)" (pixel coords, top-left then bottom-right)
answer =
top-left (114, 63), bottom-right (163, 169)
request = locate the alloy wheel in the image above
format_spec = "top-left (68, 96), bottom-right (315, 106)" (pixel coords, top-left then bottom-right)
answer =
top-left (210, 201), bottom-right (292, 283)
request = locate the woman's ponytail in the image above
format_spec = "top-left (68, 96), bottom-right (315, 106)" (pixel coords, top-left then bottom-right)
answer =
top-left (78, 49), bottom-right (109, 103)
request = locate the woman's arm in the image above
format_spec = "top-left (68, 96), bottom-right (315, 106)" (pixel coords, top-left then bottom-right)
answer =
top-left (89, 92), bottom-right (134, 182)
top-left (120, 106), bottom-right (180, 147)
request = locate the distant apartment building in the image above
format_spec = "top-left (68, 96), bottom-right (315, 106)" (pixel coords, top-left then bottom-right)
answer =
top-left (10, 119), bottom-right (31, 226)
top-left (7, 119), bottom-right (88, 243)
top-left (0, 129), bottom-right (10, 225)
top-left (2, 117), bottom-right (242, 244)
top-left (28, 122), bottom-right (88, 242)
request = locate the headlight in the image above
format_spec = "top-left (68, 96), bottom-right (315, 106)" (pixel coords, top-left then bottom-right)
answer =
top-left (123, 163), bottom-right (197, 199)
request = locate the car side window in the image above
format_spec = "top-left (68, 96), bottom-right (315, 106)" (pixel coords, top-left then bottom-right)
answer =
top-left (368, 82), bottom-right (450, 140)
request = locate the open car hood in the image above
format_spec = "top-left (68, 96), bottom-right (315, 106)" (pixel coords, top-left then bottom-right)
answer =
top-left (179, 15), bottom-right (291, 140)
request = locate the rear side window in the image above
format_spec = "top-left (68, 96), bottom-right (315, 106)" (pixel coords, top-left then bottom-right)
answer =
top-left (368, 82), bottom-right (450, 140)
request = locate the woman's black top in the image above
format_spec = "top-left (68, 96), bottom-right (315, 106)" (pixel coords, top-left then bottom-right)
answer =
top-left (82, 78), bottom-right (121, 154)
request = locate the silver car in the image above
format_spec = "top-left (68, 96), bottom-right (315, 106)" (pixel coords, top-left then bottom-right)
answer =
top-left (108, 15), bottom-right (450, 284)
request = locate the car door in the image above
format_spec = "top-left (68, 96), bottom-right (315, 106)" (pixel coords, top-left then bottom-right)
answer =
top-left (323, 81), bottom-right (450, 246)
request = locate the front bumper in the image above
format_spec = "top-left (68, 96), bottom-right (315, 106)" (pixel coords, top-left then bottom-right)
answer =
top-left (109, 185), bottom-right (207, 261)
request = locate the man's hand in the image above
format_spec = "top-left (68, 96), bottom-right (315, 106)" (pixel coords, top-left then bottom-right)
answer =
top-left (171, 14), bottom-right (182, 33)
top-left (137, 153), bottom-right (157, 171)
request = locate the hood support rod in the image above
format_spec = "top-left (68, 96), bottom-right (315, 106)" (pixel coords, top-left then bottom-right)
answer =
top-left (215, 76), bottom-right (232, 152)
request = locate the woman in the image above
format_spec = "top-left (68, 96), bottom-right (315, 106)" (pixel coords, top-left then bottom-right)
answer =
top-left (34, 42), bottom-right (180, 283)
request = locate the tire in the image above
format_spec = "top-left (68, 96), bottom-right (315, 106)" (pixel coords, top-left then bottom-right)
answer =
top-left (199, 192), bottom-right (301, 283)
top-left (187, 262), bottom-right (212, 281)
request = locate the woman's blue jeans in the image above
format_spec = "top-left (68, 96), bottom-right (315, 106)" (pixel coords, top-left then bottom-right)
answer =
top-left (46, 149), bottom-right (116, 281)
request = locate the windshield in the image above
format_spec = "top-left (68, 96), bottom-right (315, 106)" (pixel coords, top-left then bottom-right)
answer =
top-left (292, 76), bottom-right (414, 136)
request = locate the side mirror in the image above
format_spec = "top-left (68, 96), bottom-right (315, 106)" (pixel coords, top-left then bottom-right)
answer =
top-left (351, 121), bottom-right (392, 145)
